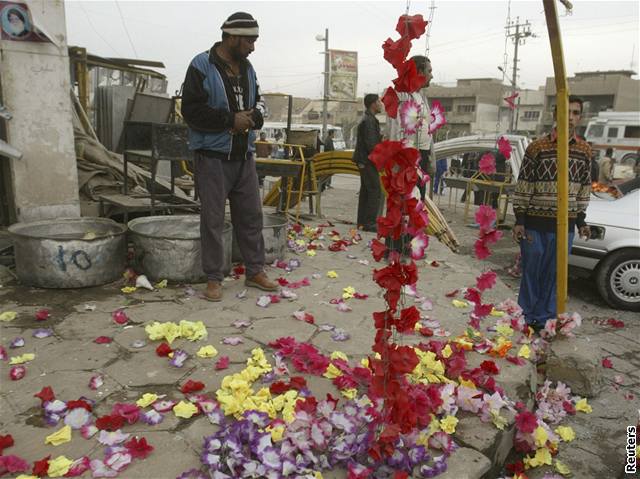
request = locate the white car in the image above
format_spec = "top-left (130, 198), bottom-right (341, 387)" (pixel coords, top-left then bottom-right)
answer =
top-left (569, 178), bottom-right (640, 311)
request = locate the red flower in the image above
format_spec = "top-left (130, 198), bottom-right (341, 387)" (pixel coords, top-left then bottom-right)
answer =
top-left (93, 336), bottom-right (113, 344)
top-left (214, 356), bottom-right (230, 370)
top-left (388, 345), bottom-right (419, 374)
top-left (111, 403), bottom-right (140, 424)
top-left (233, 264), bottom-right (245, 276)
top-left (368, 140), bottom-right (405, 171)
top-left (382, 36), bottom-right (411, 68)
top-left (277, 277), bottom-right (289, 286)
top-left (506, 461), bottom-right (525, 475)
top-left (480, 360), bottom-right (500, 375)
top-left (370, 239), bottom-right (387, 262)
top-left (32, 455), bottom-right (50, 477)
top-left (562, 400), bottom-right (576, 415)
top-left (396, 14), bottom-right (428, 40)
top-left (35, 309), bottom-right (50, 321)
top-left (295, 396), bottom-right (318, 414)
top-left (474, 238), bottom-right (490, 260)
top-left (514, 410), bottom-right (538, 434)
top-left (392, 59), bottom-right (426, 93)
top-left (34, 386), bottom-right (55, 404)
top-left (602, 357), bottom-right (613, 368)
top-left (445, 289), bottom-right (459, 298)
top-left (0, 434), bottom-right (14, 455)
top-left (95, 414), bottom-right (125, 431)
top-left (476, 271), bottom-right (497, 291)
top-left (269, 381), bottom-right (289, 395)
top-left (381, 87), bottom-right (399, 118)
top-left (155, 342), bottom-right (173, 357)
top-left (397, 306), bottom-right (420, 333)
top-left (180, 380), bottom-right (205, 394)
top-left (124, 436), bottom-right (154, 459)
top-left (333, 375), bottom-right (358, 390)
top-left (66, 399), bottom-right (92, 411)
top-left (289, 376), bottom-right (307, 390)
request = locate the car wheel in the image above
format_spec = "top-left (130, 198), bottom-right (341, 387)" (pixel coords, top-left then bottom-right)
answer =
top-left (596, 249), bottom-right (640, 311)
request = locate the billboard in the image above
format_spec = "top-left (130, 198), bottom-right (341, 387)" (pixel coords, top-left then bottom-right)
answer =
top-left (328, 49), bottom-right (357, 101)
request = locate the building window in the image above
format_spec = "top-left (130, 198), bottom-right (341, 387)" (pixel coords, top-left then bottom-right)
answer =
top-left (523, 110), bottom-right (540, 120)
top-left (607, 127), bottom-right (618, 138)
top-left (624, 126), bottom-right (640, 138)
top-left (457, 104), bottom-right (475, 113)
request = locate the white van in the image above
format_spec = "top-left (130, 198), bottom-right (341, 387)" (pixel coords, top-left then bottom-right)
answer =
top-left (585, 112), bottom-right (640, 172)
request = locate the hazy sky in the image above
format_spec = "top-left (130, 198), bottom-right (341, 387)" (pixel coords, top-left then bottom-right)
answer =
top-left (65, 0), bottom-right (639, 98)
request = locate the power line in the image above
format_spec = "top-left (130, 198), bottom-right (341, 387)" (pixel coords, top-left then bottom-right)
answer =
top-left (77, 3), bottom-right (122, 56)
top-left (114, 0), bottom-right (138, 58)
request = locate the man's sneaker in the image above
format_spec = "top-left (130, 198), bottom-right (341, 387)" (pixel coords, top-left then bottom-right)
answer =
top-left (245, 272), bottom-right (279, 291)
top-left (204, 281), bottom-right (222, 302)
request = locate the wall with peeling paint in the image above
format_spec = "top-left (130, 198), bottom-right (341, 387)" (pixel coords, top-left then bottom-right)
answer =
top-left (1, 0), bottom-right (80, 222)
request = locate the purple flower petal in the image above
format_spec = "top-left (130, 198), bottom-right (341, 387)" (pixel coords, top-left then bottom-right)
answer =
top-left (222, 337), bottom-right (243, 346)
top-left (44, 399), bottom-right (67, 415)
top-left (33, 328), bottom-right (54, 339)
top-left (89, 374), bottom-right (103, 390)
top-left (130, 339), bottom-right (146, 348)
top-left (256, 295), bottom-right (271, 307)
top-left (331, 328), bottom-right (350, 341)
top-left (169, 349), bottom-right (188, 367)
top-left (318, 324), bottom-right (335, 331)
top-left (98, 429), bottom-right (130, 446)
top-left (152, 400), bottom-right (176, 413)
top-left (10, 337), bottom-right (25, 348)
top-left (64, 407), bottom-right (92, 429)
top-left (140, 409), bottom-right (164, 425)
top-left (232, 319), bottom-right (251, 328)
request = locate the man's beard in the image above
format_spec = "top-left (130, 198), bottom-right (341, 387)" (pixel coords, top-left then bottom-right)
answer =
top-left (230, 47), bottom-right (247, 61)
top-left (9, 20), bottom-right (25, 35)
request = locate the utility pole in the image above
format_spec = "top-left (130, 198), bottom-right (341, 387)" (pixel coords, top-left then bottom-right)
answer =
top-left (505, 17), bottom-right (533, 133)
top-left (321, 28), bottom-right (329, 142)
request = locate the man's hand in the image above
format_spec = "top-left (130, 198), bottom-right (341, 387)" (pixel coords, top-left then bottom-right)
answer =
top-left (579, 225), bottom-right (591, 241)
top-left (232, 110), bottom-right (255, 132)
top-left (512, 225), bottom-right (525, 243)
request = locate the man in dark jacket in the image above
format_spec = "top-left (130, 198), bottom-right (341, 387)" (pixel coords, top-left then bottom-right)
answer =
top-left (353, 94), bottom-right (383, 231)
top-left (181, 12), bottom-right (278, 302)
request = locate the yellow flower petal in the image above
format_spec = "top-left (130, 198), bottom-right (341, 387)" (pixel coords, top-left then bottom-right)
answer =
top-left (340, 388), bottom-right (357, 399)
top-left (491, 411), bottom-right (508, 430)
top-left (121, 286), bottom-right (137, 293)
top-left (136, 393), bottom-right (159, 408)
top-left (0, 311), bottom-right (17, 322)
top-left (9, 353), bottom-right (36, 365)
top-left (16, 476), bottom-right (39, 479)
top-left (45, 425), bottom-right (72, 446)
top-left (197, 345), bottom-right (219, 358)
top-left (173, 400), bottom-right (198, 419)
top-left (554, 460), bottom-right (571, 476)
top-left (555, 425), bottom-right (576, 442)
top-left (327, 270), bottom-right (338, 278)
top-left (267, 425), bottom-right (285, 442)
top-left (442, 344), bottom-right (453, 359)
top-left (534, 426), bottom-right (548, 448)
top-left (323, 363), bottom-right (342, 379)
top-left (155, 279), bottom-right (168, 289)
top-left (525, 448), bottom-right (552, 468)
top-left (47, 456), bottom-right (73, 477)
top-left (517, 344), bottom-right (531, 359)
top-left (490, 308), bottom-right (505, 317)
top-left (575, 398), bottom-right (592, 413)
top-left (330, 351), bottom-right (349, 361)
top-left (452, 299), bottom-right (468, 308)
top-left (306, 250), bottom-right (316, 257)
top-left (459, 378), bottom-right (477, 389)
top-left (496, 324), bottom-right (514, 337)
top-left (439, 415), bottom-right (459, 434)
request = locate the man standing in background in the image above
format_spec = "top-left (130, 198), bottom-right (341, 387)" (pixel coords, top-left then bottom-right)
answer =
top-left (598, 147), bottom-right (615, 184)
top-left (353, 94), bottom-right (383, 232)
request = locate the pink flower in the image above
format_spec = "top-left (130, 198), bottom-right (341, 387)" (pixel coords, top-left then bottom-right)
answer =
top-left (0, 455), bottom-right (29, 475)
top-left (214, 356), bottom-right (230, 370)
top-left (9, 366), bottom-right (26, 381)
top-left (428, 100), bottom-right (447, 134)
top-left (409, 232), bottom-right (429, 260)
top-left (475, 205), bottom-right (497, 231)
top-left (478, 152), bottom-right (496, 174)
top-left (497, 136), bottom-right (512, 159)
top-left (111, 309), bottom-right (128, 325)
top-left (476, 271), bottom-right (497, 291)
top-left (35, 309), bottom-right (50, 321)
top-left (399, 98), bottom-right (423, 135)
top-left (602, 357), bottom-right (613, 368)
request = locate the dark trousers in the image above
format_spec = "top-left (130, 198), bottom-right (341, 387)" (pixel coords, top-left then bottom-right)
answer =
top-left (194, 152), bottom-right (265, 282)
top-left (356, 159), bottom-right (382, 229)
top-left (417, 149), bottom-right (434, 201)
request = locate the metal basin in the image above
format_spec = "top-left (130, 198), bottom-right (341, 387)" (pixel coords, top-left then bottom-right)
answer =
top-left (232, 213), bottom-right (288, 263)
top-left (8, 217), bottom-right (126, 288)
top-left (128, 215), bottom-right (232, 283)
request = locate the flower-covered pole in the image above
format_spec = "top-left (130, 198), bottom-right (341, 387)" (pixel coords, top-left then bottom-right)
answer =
top-left (367, 13), bottom-right (447, 458)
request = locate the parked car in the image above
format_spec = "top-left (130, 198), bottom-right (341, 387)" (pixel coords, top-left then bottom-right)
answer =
top-left (569, 178), bottom-right (640, 311)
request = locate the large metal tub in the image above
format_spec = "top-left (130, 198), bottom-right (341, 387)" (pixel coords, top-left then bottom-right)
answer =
top-left (8, 217), bottom-right (126, 288)
top-left (128, 215), bottom-right (232, 283)
top-left (232, 213), bottom-right (288, 263)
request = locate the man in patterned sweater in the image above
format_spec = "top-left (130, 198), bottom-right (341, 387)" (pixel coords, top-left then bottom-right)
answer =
top-left (513, 96), bottom-right (591, 331)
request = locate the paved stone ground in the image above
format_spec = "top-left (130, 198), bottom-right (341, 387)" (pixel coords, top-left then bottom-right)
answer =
top-left (0, 177), bottom-right (637, 478)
